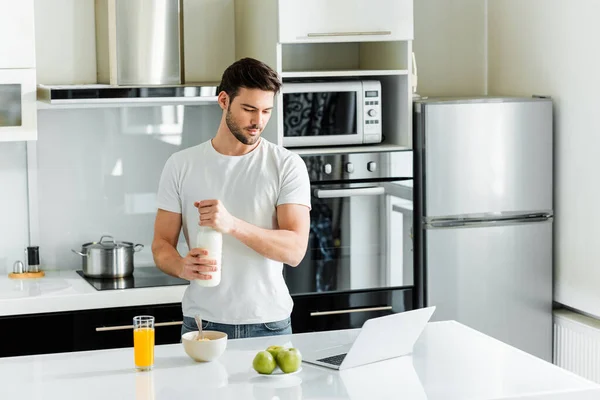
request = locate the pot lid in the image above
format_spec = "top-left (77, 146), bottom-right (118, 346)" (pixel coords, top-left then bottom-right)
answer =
top-left (84, 235), bottom-right (130, 250)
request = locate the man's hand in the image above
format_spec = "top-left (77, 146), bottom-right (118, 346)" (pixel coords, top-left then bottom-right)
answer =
top-left (179, 248), bottom-right (218, 281)
top-left (195, 200), bottom-right (237, 234)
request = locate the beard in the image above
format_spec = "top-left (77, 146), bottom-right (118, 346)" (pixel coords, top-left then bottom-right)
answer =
top-left (226, 110), bottom-right (262, 145)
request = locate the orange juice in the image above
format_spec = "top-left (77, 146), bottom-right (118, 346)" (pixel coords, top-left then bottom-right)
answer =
top-left (134, 327), bottom-right (155, 370)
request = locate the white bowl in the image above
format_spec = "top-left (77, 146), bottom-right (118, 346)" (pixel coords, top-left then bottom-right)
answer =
top-left (182, 330), bottom-right (228, 362)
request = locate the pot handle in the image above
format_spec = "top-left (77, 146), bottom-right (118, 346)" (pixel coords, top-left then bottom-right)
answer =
top-left (134, 244), bottom-right (144, 252)
top-left (71, 249), bottom-right (87, 257)
top-left (99, 235), bottom-right (116, 244)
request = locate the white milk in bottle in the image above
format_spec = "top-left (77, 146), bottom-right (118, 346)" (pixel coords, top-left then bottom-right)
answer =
top-left (194, 226), bottom-right (223, 287)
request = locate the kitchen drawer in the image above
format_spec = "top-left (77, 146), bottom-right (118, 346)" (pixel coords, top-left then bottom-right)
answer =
top-left (278, 0), bottom-right (413, 43)
top-left (290, 288), bottom-right (413, 333)
top-left (72, 303), bottom-right (183, 352)
top-left (0, 312), bottom-right (75, 358)
top-left (0, 303), bottom-right (183, 358)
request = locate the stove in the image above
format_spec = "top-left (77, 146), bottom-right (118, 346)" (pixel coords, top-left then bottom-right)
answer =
top-left (76, 267), bottom-right (189, 291)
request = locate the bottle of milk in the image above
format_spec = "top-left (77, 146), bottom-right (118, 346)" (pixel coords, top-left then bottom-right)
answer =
top-left (194, 226), bottom-right (223, 287)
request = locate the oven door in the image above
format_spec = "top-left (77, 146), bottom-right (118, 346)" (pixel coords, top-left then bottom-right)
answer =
top-left (282, 81), bottom-right (363, 147)
top-left (284, 181), bottom-right (411, 295)
top-left (0, 68), bottom-right (37, 141)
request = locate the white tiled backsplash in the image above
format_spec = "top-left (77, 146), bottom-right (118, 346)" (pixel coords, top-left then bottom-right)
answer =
top-left (5, 104), bottom-right (223, 271)
top-left (0, 142), bottom-right (30, 274)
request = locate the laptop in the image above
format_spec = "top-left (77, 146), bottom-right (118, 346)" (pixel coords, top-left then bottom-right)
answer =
top-left (303, 306), bottom-right (436, 371)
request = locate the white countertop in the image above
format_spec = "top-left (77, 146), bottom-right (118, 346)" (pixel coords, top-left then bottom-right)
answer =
top-left (0, 269), bottom-right (187, 316)
top-left (0, 321), bottom-right (598, 400)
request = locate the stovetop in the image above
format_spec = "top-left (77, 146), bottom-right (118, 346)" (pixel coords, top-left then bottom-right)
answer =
top-left (76, 268), bottom-right (189, 291)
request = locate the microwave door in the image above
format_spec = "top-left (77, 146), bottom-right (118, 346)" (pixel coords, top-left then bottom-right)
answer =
top-left (282, 82), bottom-right (364, 147)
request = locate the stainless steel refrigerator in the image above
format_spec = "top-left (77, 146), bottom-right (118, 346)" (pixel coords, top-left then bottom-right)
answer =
top-left (413, 97), bottom-right (553, 361)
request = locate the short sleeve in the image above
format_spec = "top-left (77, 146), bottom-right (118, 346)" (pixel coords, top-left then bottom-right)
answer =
top-left (277, 154), bottom-right (311, 210)
top-left (156, 155), bottom-right (182, 214)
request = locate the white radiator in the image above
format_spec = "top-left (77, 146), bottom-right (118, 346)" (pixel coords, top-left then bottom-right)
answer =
top-left (553, 309), bottom-right (600, 384)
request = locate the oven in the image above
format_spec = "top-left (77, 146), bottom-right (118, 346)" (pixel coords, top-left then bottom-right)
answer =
top-left (285, 151), bottom-right (415, 332)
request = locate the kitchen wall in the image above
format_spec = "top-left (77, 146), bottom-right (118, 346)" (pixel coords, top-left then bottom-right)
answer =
top-left (35, 105), bottom-right (221, 269)
top-left (488, 0), bottom-right (600, 319)
top-left (0, 143), bottom-right (29, 274)
top-left (413, 0), bottom-right (487, 96)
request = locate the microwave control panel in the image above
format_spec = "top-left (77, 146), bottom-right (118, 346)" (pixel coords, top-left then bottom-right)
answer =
top-left (362, 81), bottom-right (382, 143)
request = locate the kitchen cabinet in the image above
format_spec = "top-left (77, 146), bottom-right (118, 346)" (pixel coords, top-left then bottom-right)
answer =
top-left (0, 311), bottom-right (74, 358)
top-left (0, 0), bottom-right (37, 142)
top-left (0, 68), bottom-right (38, 142)
top-left (1, 291), bottom-right (413, 357)
top-left (71, 303), bottom-right (183, 352)
top-left (0, 0), bottom-right (36, 69)
top-left (0, 303), bottom-right (183, 358)
top-left (290, 288), bottom-right (413, 334)
top-left (278, 0), bottom-right (413, 44)
top-left (234, 0), bottom-right (414, 149)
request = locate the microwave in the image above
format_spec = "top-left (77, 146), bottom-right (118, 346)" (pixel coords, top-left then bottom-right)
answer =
top-left (282, 80), bottom-right (382, 148)
top-left (0, 68), bottom-right (37, 141)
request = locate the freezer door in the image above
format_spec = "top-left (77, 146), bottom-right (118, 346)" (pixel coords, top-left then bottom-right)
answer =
top-left (422, 99), bottom-right (552, 217)
top-left (425, 219), bottom-right (553, 361)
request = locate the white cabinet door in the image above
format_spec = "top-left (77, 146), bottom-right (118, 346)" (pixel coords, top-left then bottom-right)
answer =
top-left (0, 0), bottom-right (36, 68)
top-left (0, 69), bottom-right (37, 141)
top-left (278, 0), bottom-right (413, 43)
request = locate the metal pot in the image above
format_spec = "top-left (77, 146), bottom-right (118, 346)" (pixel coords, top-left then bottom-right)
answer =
top-left (72, 235), bottom-right (144, 278)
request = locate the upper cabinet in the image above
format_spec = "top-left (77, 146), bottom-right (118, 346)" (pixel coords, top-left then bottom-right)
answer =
top-left (0, 0), bottom-right (37, 142)
top-left (235, 0), bottom-right (414, 150)
top-left (278, 0), bottom-right (413, 44)
top-left (0, 0), bottom-right (36, 69)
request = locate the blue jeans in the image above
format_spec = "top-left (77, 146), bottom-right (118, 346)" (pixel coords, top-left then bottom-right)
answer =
top-left (181, 316), bottom-right (292, 339)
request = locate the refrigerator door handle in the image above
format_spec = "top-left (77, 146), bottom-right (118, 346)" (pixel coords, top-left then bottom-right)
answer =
top-left (425, 214), bottom-right (553, 229)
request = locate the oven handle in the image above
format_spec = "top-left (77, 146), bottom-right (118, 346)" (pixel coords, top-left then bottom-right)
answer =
top-left (310, 306), bottom-right (393, 317)
top-left (314, 186), bottom-right (385, 199)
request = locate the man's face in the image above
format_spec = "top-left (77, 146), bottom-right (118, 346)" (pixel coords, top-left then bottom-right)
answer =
top-left (225, 87), bottom-right (274, 145)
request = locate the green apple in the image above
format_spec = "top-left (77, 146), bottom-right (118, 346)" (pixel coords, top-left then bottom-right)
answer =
top-left (266, 345), bottom-right (284, 359)
top-left (276, 347), bottom-right (302, 373)
top-left (253, 350), bottom-right (276, 375)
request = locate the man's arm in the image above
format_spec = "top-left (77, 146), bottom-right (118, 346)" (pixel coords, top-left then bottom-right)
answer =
top-left (152, 209), bottom-right (185, 278)
top-left (152, 209), bottom-right (216, 280)
top-left (196, 200), bottom-right (310, 267)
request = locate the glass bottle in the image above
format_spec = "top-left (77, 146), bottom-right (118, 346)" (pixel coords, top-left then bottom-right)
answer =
top-left (194, 226), bottom-right (222, 287)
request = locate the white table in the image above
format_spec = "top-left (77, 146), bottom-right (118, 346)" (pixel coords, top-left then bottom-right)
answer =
top-left (0, 321), bottom-right (598, 399)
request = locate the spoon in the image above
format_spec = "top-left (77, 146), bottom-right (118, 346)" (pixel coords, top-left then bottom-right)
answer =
top-left (194, 315), bottom-right (204, 340)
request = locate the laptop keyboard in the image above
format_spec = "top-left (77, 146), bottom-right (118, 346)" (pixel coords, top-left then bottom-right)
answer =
top-left (317, 353), bottom-right (347, 366)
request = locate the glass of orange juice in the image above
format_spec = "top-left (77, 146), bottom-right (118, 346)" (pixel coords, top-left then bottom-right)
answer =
top-left (133, 315), bottom-right (155, 371)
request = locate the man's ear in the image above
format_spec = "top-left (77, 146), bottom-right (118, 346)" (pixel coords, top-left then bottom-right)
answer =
top-left (217, 91), bottom-right (229, 111)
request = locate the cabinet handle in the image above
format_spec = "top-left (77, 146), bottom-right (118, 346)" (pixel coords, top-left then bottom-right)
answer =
top-left (306, 31), bottom-right (392, 38)
top-left (310, 306), bottom-right (392, 317)
top-left (314, 186), bottom-right (385, 199)
top-left (95, 321), bottom-right (183, 332)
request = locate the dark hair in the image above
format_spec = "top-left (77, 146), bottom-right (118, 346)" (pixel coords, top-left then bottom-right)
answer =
top-left (218, 57), bottom-right (282, 102)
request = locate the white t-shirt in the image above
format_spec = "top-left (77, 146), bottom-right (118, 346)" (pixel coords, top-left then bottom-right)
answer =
top-left (156, 138), bottom-right (311, 324)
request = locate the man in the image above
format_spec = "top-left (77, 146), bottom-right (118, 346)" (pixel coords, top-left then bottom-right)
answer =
top-left (152, 57), bottom-right (311, 339)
